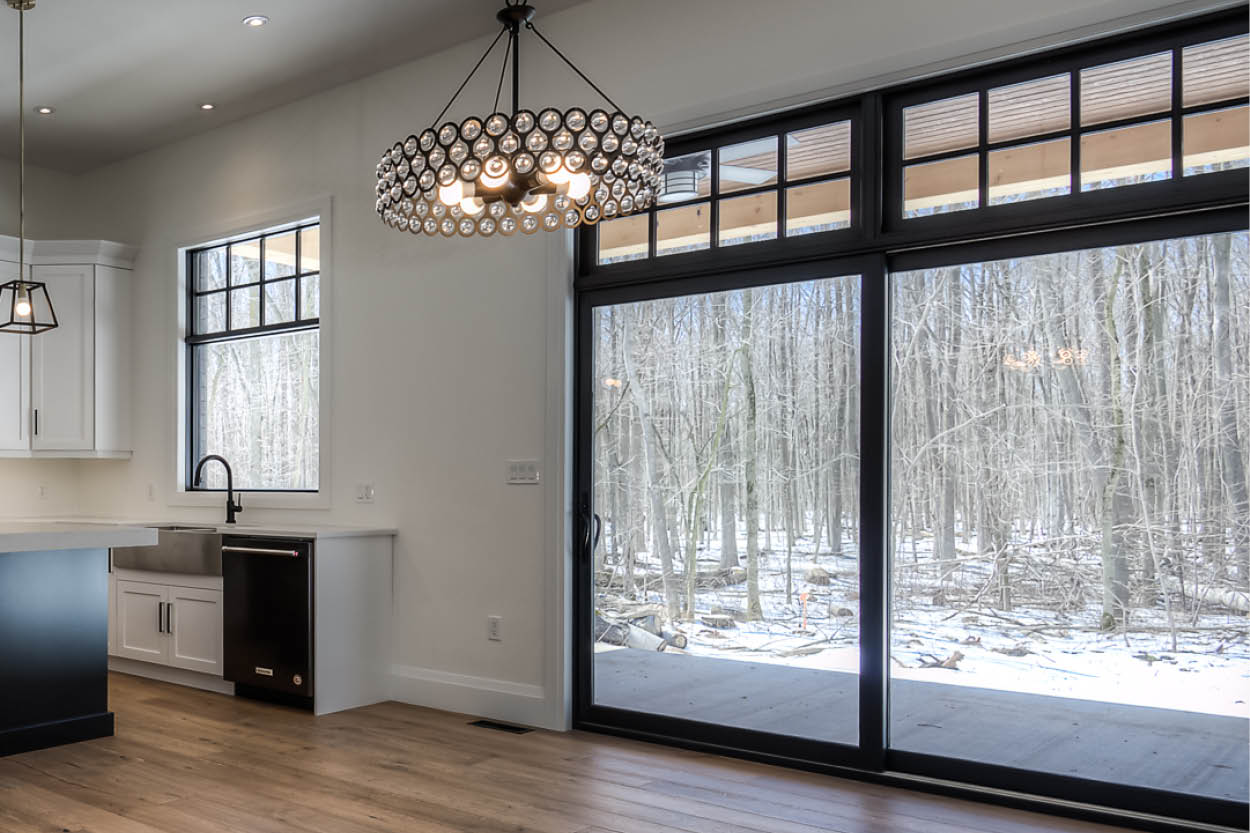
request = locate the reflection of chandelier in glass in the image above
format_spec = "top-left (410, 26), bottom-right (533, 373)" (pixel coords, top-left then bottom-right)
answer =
top-left (1, 0), bottom-right (57, 335)
top-left (375, 0), bottom-right (664, 239)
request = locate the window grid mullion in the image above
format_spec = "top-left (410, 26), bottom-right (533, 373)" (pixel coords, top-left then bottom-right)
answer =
top-left (1172, 45), bottom-right (1184, 179)
top-left (977, 89), bottom-right (989, 209)
top-left (777, 132), bottom-right (788, 241)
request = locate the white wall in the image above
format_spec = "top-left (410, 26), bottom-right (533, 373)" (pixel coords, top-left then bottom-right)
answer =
top-left (7, 0), bottom-right (1229, 726)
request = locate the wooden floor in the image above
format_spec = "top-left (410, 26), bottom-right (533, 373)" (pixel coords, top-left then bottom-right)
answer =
top-left (0, 672), bottom-right (1146, 833)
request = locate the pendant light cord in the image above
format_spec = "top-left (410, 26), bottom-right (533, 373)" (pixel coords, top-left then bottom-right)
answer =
top-left (17, 5), bottom-right (25, 281)
top-left (524, 21), bottom-right (624, 114)
top-left (431, 26), bottom-right (508, 128)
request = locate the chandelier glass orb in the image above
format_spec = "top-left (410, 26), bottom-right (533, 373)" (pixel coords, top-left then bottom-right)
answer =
top-left (375, 1), bottom-right (664, 239)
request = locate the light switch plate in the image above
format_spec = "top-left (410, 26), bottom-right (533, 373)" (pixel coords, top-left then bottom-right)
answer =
top-left (506, 460), bottom-right (540, 485)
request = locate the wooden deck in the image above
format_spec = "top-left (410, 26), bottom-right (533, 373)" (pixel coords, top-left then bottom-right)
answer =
top-left (0, 671), bottom-right (1152, 833)
top-left (595, 648), bottom-right (1248, 803)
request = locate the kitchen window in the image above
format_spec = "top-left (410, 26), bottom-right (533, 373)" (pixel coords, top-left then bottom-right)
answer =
top-left (186, 221), bottom-right (321, 492)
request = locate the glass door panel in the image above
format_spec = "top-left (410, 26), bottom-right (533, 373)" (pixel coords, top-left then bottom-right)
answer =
top-left (591, 276), bottom-right (861, 744)
top-left (889, 231), bottom-right (1250, 802)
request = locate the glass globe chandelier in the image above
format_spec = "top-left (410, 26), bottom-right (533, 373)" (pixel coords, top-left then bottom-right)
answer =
top-left (1, 0), bottom-right (57, 335)
top-left (375, 0), bottom-right (664, 239)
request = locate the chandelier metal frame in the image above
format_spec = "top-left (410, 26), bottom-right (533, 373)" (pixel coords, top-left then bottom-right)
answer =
top-left (375, 0), bottom-right (665, 239)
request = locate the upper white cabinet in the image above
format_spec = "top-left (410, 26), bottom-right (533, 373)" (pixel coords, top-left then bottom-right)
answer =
top-left (0, 238), bottom-right (136, 458)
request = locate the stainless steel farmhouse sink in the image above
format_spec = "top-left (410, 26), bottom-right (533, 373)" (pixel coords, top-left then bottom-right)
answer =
top-left (111, 525), bottom-right (223, 576)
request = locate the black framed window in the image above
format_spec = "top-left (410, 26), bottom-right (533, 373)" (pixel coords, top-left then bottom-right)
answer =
top-left (885, 23), bottom-right (1248, 232)
top-left (186, 221), bottom-right (321, 492)
top-left (572, 9), bottom-right (1249, 832)
top-left (590, 104), bottom-right (861, 275)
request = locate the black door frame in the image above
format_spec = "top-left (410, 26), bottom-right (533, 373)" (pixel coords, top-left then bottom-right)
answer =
top-left (571, 9), bottom-right (1249, 830)
top-left (573, 207), bottom-right (1249, 832)
top-left (574, 252), bottom-right (888, 776)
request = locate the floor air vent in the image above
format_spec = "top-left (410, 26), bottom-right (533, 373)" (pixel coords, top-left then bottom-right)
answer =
top-left (469, 719), bottom-right (533, 734)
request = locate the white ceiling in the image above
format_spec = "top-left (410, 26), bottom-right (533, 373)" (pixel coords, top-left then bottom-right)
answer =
top-left (0, 0), bottom-right (583, 173)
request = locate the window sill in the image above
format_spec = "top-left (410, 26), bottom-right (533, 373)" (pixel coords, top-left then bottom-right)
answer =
top-left (167, 489), bottom-right (331, 512)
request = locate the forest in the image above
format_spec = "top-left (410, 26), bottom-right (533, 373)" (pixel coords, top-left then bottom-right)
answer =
top-left (591, 230), bottom-right (1250, 709)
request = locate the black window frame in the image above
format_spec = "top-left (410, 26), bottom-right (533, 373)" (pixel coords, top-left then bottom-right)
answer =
top-left (571, 8), bottom-right (1250, 833)
top-left (185, 221), bottom-right (322, 494)
top-left (576, 8), bottom-right (1247, 290)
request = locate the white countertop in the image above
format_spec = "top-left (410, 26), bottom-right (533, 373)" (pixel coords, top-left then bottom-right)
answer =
top-left (18, 517), bottom-right (397, 541)
top-left (0, 522), bottom-right (158, 554)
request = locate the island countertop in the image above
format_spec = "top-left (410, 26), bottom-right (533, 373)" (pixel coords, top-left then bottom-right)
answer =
top-left (0, 522), bottom-right (158, 554)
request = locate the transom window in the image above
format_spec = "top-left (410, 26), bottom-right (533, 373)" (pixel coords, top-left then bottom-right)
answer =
top-left (899, 32), bottom-right (1249, 218)
top-left (186, 221), bottom-right (321, 492)
top-left (597, 118), bottom-right (854, 265)
top-left (585, 19), bottom-right (1247, 275)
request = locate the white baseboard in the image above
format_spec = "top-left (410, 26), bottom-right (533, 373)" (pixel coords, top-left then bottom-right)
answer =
top-left (109, 656), bottom-right (235, 696)
top-left (389, 664), bottom-right (555, 730)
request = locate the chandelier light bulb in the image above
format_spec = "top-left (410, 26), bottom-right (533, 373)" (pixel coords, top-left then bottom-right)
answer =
top-left (460, 196), bottom-right (486, 215)
top-left (566, 172), bottom-right (591, 201)
top-left (438, 180), bottom-right (467, 206)
top-left (545, 166), bottom-right (572, 185)
top-left (479, 169), bottom-right (510, 189)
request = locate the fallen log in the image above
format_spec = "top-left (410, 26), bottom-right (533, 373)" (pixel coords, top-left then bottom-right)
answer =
top-left (594, 615), bottom-right (668, 651)
top-left (1163, 577), bottom-right (1250, 614)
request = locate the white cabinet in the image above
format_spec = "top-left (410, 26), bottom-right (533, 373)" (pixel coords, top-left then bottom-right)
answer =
top-left (0, 238), bottom-right (136, 458)
top-left (30, 265), bottom-right (94, 451)
top-left (168, 586), bottom-right (224, 675)
top-left (113, 577), bottom-right (223, 676)
top-left (116, 579), bottom-right (167, 663)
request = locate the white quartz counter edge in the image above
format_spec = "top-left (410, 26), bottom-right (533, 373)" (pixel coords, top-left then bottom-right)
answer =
top-left (23, 518), bottom-right (398, 540)
top-left (0, 523), bottom-right (158, 554)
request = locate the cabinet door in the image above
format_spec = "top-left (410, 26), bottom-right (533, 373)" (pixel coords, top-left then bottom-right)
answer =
top-left (0, 260), bottom-right (29, 452)
top-left (30, 265), bottom-right (94, 451)
top-left (115, 580), bottom-right (167, 663)
top-left (167, 586), bottom-right (223, 676)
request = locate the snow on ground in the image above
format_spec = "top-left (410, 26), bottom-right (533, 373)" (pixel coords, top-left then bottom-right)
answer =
top-left (596, 528), bottom-right (1250, 719)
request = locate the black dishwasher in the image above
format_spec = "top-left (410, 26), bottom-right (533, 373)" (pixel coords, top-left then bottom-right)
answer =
top-left (222, 535), bottom-right (313, 709)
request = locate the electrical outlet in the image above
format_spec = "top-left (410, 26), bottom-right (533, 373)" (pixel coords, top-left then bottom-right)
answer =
top-left (488, 615), bottom-right (502, 642)
top-left (354, 483), bottom-right (375, 503)
top-left (506, 460), bottom-right (540, 485)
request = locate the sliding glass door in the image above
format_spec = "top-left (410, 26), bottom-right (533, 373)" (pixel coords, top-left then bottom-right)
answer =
top-left (887, 230), bottom-right (1250, 803)
top-left (585, 273), bottom-right (864, 748)
top-left (573, 12), bottom-right (1247, 827)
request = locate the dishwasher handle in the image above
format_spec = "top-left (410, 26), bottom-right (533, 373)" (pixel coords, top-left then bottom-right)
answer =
top-left (223, 545), bottom-right (301, 558)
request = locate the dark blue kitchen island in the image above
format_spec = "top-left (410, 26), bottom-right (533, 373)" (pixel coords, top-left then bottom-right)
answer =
top-left (0, 523), bottom-right (156, 756)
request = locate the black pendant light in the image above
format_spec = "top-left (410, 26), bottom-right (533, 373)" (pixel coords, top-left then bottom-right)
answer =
top-left (1, 0), bottom-right (57, 335)
top-left (375, 0), bottom-right (665, 239)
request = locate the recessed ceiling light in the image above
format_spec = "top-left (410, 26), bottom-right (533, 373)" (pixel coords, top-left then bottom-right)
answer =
top-left (242, 15), bottom-right (269, 27)
top-left (34, 105), bottom-right (54, 115)
top-left (200, 103), bottom-right (216, 111)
